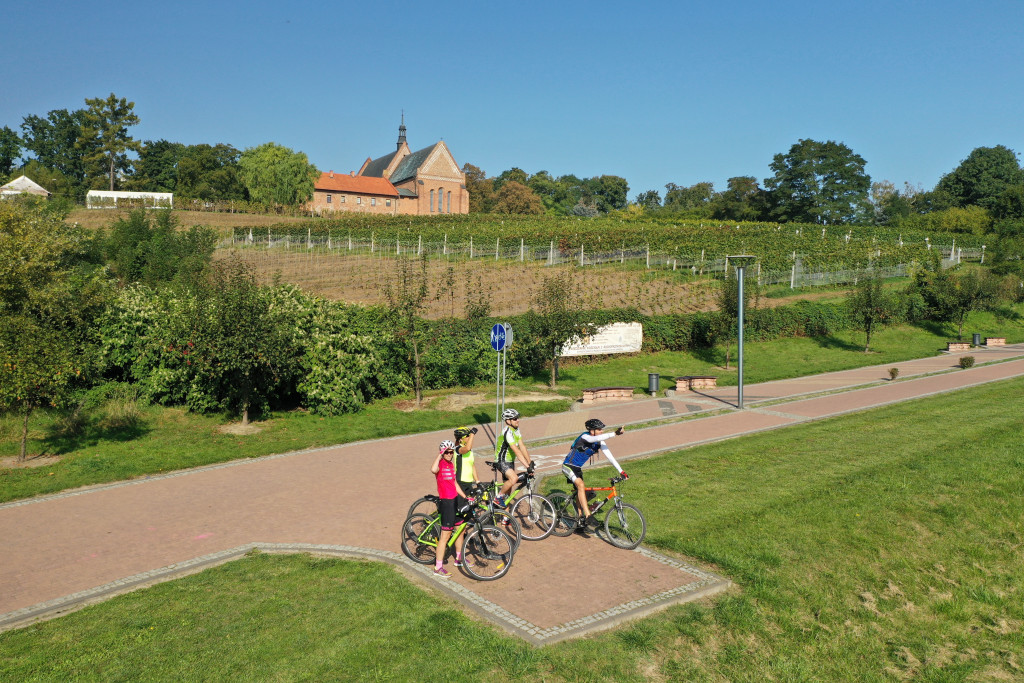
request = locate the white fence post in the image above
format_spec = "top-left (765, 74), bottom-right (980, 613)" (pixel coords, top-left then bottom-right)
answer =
top-left (520, 238), bottom-right (524, 262)
top-left (496, 237), bottom-right (499, 261)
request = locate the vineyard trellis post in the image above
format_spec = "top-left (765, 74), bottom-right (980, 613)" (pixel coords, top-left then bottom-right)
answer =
top-left (470, 235), bottom-right (474, 259)
top-left (549, 240), bottom-right (554, 266)
top-left (443, 234), bottom-right (447, 255)
top-left (646, 245), bottom-right (650, 269)
top-left (418, 235), bottom-right (422, 256)
top-left (496, 237), bottom-right (499, 261)
top-left (580, 244), bottom-right (584, 266)
top-left (520, 238), bottom-right (524, 262)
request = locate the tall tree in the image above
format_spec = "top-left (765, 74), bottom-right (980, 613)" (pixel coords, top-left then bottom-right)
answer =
top-left (634, 189), bottom-right (662, 210)
top-left (663, 181), bottom-right (715, 215)
top-left (492, 180), bottom-right (544, 214)
top-left (710, 176), bottom-right (765, 221)
top-left (936, 145), bottom-right (1024, 211)
top-left (0, 201), bottom-right (107, 459)
top-left (238, 142), bottom-right (318, 206)
top-left (462, 163), bottom-right (496, 213)
top-left (913, 267), bottom-right (1000, 341)
top-left (0, 125), bottom-right (21, 177)
top-left (130, 139), bottom-right (185, 192)
top-left (533, 270), bottom-right (595, 387)
top-left (764, 139), bottom-right (871, 224)
top-left (79, 93), bottom-right (142, 191)
top-left (847, 269), bottom-right (899, 352)
top-left (593, 175), bottom-right (629, 213)
top-left (383, 256), bottom-right (430, 406)
top-left (177, 143), bottom-right (246, 200)
top-left (20, 108), bottom-right (95, 191)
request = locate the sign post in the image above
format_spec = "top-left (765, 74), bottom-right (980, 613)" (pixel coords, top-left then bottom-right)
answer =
top-left (727, 256), bottom-right (756, 409)
top-left (491, 323), bottom-right (512, 438)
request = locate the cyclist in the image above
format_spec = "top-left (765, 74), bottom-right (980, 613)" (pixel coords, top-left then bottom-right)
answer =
top-left (562, 418), bottom-right (627, 532)
top-left (493, 408), bottom-right (534, 508)
top-left (453, 425), bottom-right (480, 496)
top-left (431, 439), bottom-right (469, 578)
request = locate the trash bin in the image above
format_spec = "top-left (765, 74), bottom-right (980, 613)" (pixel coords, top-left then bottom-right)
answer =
top-left (972, 333), bottom-right (981, 347)
top-left (648, 373), bottom-right (660, 396)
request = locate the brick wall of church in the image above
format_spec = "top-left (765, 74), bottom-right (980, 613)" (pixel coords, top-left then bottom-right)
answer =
top-left (310, 190), bottom-right (398, 215)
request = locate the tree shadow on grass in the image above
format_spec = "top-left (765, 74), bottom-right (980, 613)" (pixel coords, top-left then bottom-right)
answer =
top-left (41, 414), bottom-right (151, 455)
top-left (812, 335), bottom-right (865, 352)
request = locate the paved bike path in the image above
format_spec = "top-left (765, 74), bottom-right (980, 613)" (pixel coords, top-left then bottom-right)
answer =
top-left (1, 345), bottom-right (1022, 643)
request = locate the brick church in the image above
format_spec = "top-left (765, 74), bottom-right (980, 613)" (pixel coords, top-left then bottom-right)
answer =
top-left (310, 119), bottom-right (469, 215)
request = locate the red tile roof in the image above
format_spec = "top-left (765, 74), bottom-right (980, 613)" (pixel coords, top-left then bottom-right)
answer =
top-left (315, 172), bottom-right (399, 196)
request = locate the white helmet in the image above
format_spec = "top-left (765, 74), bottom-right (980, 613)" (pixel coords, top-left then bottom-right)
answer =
top-left (438, 440), bottom-right (456, 454)
top-left (502, 408), bottom-right (521, 421)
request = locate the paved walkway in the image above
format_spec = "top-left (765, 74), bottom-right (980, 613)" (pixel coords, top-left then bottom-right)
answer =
top-left (2, 344), bottom-right (1023, 644)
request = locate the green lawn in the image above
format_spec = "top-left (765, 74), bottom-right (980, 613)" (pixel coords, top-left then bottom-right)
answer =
top-left (3, 377), bottom-right (1022, 681)
top-left (2, 308), bottom-right (1022, 504)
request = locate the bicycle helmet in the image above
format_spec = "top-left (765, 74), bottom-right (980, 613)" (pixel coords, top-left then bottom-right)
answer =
top-left (453, 426), bottom-right (473, 440)
top-left (502, 408), bottom-right (521, 421)
top-left (584, 418), bottom-right (606, 431)
top-left (438, 440), bottom-right (456, 454)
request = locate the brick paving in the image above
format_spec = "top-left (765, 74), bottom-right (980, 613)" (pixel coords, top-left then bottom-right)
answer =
top-left (1, 344), bottom-right (1022, 643)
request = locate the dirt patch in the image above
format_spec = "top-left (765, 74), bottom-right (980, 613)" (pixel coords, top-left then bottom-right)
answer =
top-left (215, 423), bottom-right (264, 436)
top-left (433, 391), bottom-right (565, 412)
top-left (0, 454), bottom-right (61, 469)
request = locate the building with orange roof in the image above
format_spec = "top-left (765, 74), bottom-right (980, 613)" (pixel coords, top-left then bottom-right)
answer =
top-left (311, 118), bottom-right (469, 216)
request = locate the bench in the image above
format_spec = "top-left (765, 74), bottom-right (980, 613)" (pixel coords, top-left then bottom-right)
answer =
top-left (985, 337), bottom-right (1006, 346)
top-left (946, 342), bottom-right (971, 352)
top-left (675, 375), bottom-right (718, 391)
top-left (581, 386), bottom-right (634, 404)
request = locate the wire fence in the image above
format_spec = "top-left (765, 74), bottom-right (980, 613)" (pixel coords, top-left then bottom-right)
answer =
top-left (222, 228), bottom-right (980, 290)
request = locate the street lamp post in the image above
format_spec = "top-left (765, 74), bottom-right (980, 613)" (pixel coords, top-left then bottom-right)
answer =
top-left (727, 256), bottom-right (756, 409)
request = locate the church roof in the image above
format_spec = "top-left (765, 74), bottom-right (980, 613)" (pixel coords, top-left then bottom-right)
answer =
top-left (361, 151), bottom-right (399, 178)
top-left (315, 172), bottom-right (398, 196)
top-left (389, 144), bottom-right (439, 185)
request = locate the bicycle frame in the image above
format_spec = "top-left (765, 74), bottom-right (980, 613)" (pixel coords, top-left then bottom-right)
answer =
top-left (416, 513), bottom-right (472, 551)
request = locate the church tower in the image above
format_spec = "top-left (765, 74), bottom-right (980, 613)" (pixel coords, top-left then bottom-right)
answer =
top-left (397, 113), bottom-right (407, 151)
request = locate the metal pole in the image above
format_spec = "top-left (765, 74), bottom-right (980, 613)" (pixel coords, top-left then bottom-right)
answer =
top-left (737, 266), bottom-right (746, 409)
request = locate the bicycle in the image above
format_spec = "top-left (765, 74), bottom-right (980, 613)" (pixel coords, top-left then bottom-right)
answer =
top-left (548, 475), bottom-right (647, 549)
top-left (400, 499), bottom-right (516, 581)
top-left (407, 488), bottom-right (523, 552)
top-left (479, 461), bottom-right (556, 541)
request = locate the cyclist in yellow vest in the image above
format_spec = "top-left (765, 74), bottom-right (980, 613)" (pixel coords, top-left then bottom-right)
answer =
top-left (453, 426), bottom-right (480, 495)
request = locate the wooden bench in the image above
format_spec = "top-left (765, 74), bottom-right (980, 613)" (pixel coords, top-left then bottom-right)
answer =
top-left (675, 375), bottom-right (718, 391)
top-left (985, 337), bottom-right (1006, 346)
top-left (946, 342), bottom-right (971, 352)
top-left (581, 386), bottom-right (634, 404)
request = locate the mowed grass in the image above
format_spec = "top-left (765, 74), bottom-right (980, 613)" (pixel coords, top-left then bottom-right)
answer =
top-left (3, 378), bottom-right (1023, 681)
top-left (2, 309), bottom-right (1023, 504)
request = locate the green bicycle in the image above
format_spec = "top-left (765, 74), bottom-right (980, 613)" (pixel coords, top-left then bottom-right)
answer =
top-left (479, 461), bottom-right (556, 541)
top-left (401, 497), bottom-right (516, 581)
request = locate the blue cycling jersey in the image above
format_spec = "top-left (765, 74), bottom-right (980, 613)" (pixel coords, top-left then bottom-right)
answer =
top-left (563, 433), bottom-right (601, 467)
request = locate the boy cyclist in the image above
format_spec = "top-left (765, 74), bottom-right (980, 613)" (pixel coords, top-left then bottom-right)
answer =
top-left (562, 418), bottom-right (627, 530)
top-left (493, 408), bottom-right (534, 508)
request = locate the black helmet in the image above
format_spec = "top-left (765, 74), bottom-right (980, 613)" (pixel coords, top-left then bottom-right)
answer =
top-left (585, 418), bottom-right (606, 431)
top-left (454, 426), bottom-right (473, 440)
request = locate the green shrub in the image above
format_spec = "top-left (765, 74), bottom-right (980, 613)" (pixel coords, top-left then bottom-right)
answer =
top-left (959, 355), bottom-right (976, 369)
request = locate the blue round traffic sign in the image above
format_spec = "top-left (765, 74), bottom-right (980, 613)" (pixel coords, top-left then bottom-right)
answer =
top-left (490, 323), bottom-right (506, 351)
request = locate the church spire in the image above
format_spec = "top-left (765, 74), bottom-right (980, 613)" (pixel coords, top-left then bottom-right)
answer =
top-left (397, 111), bottom-right (407, 150)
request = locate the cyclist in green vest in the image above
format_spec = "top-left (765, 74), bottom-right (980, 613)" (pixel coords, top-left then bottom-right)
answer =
top-left (493, 408), bottom-right (534, 508)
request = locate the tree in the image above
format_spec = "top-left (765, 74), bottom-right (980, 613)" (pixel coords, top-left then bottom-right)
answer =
top-left (593, 175), bottom-right (629, 213)
top-left (663, 182), bottom-right (715, 216)
top-left (492, 180), bottom-right (544, 214)
top-left (130, 139), bottom-right (185, 192)
top-left (846, 269), bottom-right (899, 352)
top-left (79, 93), bottom-right (142, 191)
top-left (0, 125), bottom-right (21, 178)
top-left (383, 256), bottom-right (430, 406)
top-left (634, 189), bottom-right (661, 210)
top-left (187, 260), bottom-right (293, 425)
top-left (913, 267), bottom-right (1000, 341)
top-left (0, 201), bottom-right (107, 459)
top-left (20, 108), bottom-right (95, 193)
top-left (238, 142), bottom-right (317, 206)
top-left (936, 145), bottom-right (1024, 211)
top-left (177, 143), bottom-right (247, 200)
top-left (533, 270), bottom-right (595, 387)
top-left (493, 167), bottom-right (528, 192)
top-left (764, 139), bottom-right (871, 224)
top-left (462, 163), bottom-right (496, 213)
top-left (710, 176), bottom-right (766, 221)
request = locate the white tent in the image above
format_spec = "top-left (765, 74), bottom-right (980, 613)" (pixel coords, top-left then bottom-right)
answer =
top-left (0, 175), bottom-right (51, 198)
top-left (86, 190), bottom-right (173, 209)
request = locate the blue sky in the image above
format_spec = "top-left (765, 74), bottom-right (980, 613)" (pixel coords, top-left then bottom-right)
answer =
top-left (4, 0), bottom-right (1023, 200)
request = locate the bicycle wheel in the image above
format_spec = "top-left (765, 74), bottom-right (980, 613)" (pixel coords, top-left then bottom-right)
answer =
top-left (509, 493), bottom-right (556, 541)
top-left (485, 509), bottom-right (521, 553)
top-left (547, 492), bottom-right (578, 537)
top-left (604, 502), bottom-right (647, 549)
top-left (460, 525), bottom-right (514, 581)
top-left (401, 513), bottom-right (439, 564)
top-left (407, 496), bottom-right (437, 519)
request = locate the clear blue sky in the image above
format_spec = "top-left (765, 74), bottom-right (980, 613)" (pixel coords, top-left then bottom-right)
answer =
top-left (5, 0), bottom-right (1023, 200)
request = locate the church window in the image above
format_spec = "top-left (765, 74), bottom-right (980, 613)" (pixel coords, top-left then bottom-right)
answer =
top-left (430, 190), bottom-right (435, 212)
